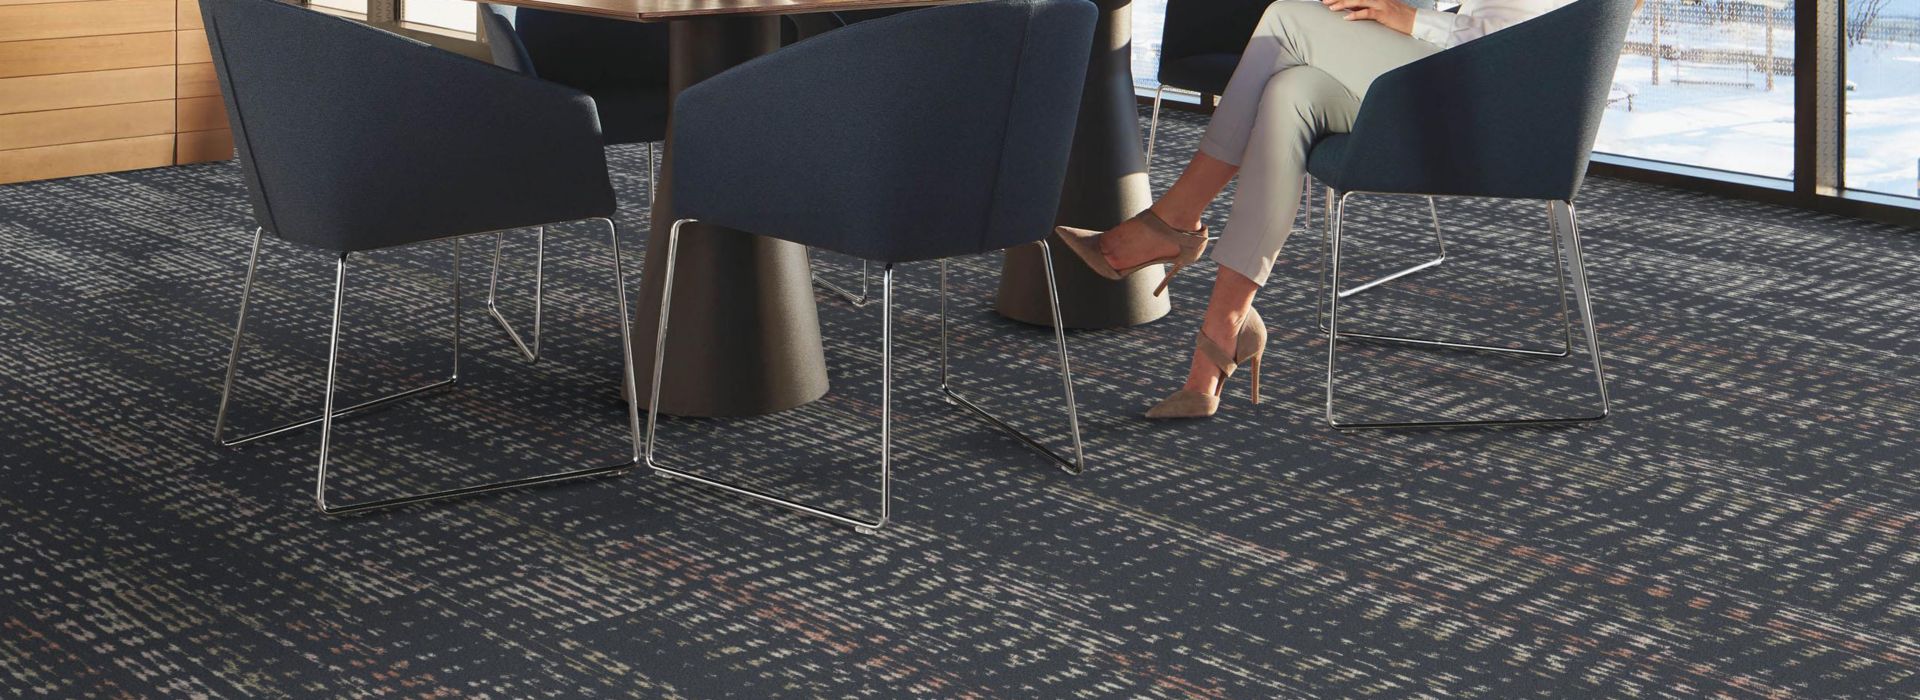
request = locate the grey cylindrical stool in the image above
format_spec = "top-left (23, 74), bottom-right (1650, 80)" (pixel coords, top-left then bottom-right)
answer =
top-left (630, 17), bottom-right (831, 417)
top-left (997, 0), bottom-right (1170, 329)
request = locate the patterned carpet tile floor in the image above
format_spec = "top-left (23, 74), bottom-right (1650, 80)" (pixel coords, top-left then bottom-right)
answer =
top-left (1, 108), bottom-right (1917, 698)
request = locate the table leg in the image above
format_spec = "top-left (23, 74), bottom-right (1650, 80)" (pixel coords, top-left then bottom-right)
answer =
top-left (631, 16), bottom-right (830, 417)
top-left (996, 0), bottom-right (1169, 329)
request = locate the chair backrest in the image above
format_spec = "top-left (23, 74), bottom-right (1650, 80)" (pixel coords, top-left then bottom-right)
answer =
top-left (1338, 0), bottom-right (1637, 201)
top-left (1158, 0), bottom-right (1270, 67)
top-left (200, 0), bottom-right (613, 252)
top-left (505, 6), bottom-right (669, 90)
top-left (480, 4), bottom-right (537, 76)
top-left (669, 0), bottom-right (1097, 263)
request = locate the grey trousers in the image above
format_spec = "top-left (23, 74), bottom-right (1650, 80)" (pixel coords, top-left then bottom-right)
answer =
top-left (1197, 1), bottom-right (1438, 286)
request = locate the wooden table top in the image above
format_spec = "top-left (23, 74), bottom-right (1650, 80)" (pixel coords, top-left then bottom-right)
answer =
top-left (470, 0), bottom-right (973, 21)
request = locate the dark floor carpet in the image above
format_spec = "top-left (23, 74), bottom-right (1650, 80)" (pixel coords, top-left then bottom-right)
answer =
top-left (2, 107), bottom-right (1917, 698)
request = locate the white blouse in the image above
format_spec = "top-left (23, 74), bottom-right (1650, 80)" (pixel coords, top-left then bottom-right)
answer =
top-left (1411, 0), bottom-right (1575, 48)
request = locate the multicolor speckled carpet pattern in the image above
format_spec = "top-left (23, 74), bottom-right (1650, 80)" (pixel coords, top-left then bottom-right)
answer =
top-left (1, 108), bottom-right (1917, 698)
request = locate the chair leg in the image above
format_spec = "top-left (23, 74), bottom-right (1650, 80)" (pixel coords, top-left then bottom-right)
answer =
top-left (808, 248), bottom-right (873, 307)
top-left (487, 226), bottom-right (544, 362)
top-left (311, 222), bottom-right (641, 515)
top-left (1315, 194), bottom-right (1449, 320)
top-left (488, 140), bottom-right (657, 360)
top-left (647, 219), bottom-right (890, 533)
top-left (1324, 193), bottom-right (1610, 430)
top-left (1553, 200), bottom-right (1612, 418)
top-left (936, 242), bottom-right (1086, 475)
top-left (1332, 195), bottom-right (1445, 300)
top-left (213, 228), bottom-right (458, 448)
top-left (1315, 192), bottom-right (1572, 358)
top-left (1146, 84), bottom-right (1166, 171)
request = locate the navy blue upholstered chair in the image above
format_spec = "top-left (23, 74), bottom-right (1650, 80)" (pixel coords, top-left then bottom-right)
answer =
top-left (203, 0), bottom-right (642, 514)
top-left (645, 0), bottom-right (1098, 533)
top-left (1307, 0), bottom-right (1634, 430)
top-left (1146, 0), bottom-right (1268, 166)
top-left (478, 4), bottom-right (667, 361)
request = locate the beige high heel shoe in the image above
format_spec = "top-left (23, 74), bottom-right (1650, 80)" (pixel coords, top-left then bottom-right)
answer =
top-left (1145, 308), bottom-right (1267, 419)
top-left (1055, 210), bottom-right (1208, 297)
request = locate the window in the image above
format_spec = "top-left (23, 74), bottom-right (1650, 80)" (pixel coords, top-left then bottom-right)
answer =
top-left (1135, 0), bottom-right (1170, 91)
top-left (402, 0), bottom-right (477, 34)
top-left (1844, 0), bottom-right (1920, 199)
top-left (1593, 0), bottom-right (1796, 181)
top-left (308, 0), bottom-right (368, 17)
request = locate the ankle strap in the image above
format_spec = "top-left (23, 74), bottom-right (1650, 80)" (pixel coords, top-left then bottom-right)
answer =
top-left (1139, 209), bottom-right (1207, 239)
top-left (1195, 331), bottom-right (1238, 377)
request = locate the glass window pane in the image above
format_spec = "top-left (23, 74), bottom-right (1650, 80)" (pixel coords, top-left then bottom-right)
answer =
top-left (1135, 0), bottom-right (1168, 91)
top-left (309, 0), bottom-right (368, 16)
top-left (1844, 0), bottom-right (1920, 199)
top-left (403, 0), bottom-right (477, 33)
top-left (1594, 0), bottom-right (1795, 180)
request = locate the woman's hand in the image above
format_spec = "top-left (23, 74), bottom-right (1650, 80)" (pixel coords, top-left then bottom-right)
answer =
top-left (1322, 0), bottom-right (1418, 35)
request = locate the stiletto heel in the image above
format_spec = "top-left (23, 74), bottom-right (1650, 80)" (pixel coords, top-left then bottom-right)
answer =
top-left (1249, 354), bottom-right (1261, 405)
top-left (1154, 262), bottom-right (1185, 297)
top-left (1146, 308), bottom-right (1267, 419)
top-left (1057, 210), bottom-right (1207, 297)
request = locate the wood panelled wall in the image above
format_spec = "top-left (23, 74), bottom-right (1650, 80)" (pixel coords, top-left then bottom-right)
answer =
top-left (0, 0), bottom-right (232, 185)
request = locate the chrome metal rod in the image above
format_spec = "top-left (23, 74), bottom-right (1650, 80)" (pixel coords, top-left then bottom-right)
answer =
top-left (1313, 330), bottom-right (1571, 359)
top-left (873, 264), bottom-right (892, 533)
top-left (213, 227), bottom-right (266, 441)
top-left (318, 460), bottom-right (636, 516)
top-left (1542, 199), bottom-right (1577, 358)
top-left (603, 217), bottom-right (645, 467)
top-left (642, 219), bottom-right (686, 471)
top-left (487, 226), bottom-right (544, 362)
top-left (1335, 255), bottom-right (1443, 299)
top-left (1555, 200), bottom-right (1611, 418)
top-left (220, 380), bottom-right (455, 447)
top-left (936, 245), bottom-right (1086, 475)
top-left (1324, 192), bottom-right (1349, 428)
top-left (450, 235), bottom-right (462, 380)
top-left (1145, 84), bottom-right (1166, 168)
top-left (315, 252), bottom-right (351, 510)
top-left (808, 248), bottom-right (872, 308)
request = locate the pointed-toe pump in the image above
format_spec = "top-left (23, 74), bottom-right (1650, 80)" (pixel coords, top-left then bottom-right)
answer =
top-left (1055, 209), bottom-right (1208, 296)
top-left (1145, 308), bottom-right (1267, 420)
